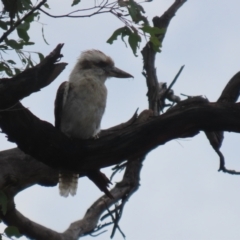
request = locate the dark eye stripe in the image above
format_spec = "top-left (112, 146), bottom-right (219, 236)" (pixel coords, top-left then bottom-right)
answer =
top-left (96, 61), bottom-right (109, 68)
top-left (80, 60), bottom-right (92, 69)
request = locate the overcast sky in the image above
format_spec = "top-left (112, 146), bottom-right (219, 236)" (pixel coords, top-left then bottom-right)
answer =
top-left (1, 0), bottom-right (240, 239)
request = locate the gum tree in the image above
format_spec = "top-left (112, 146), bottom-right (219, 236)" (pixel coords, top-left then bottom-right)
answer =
top-left (0, 0), bottom-right (239, 239)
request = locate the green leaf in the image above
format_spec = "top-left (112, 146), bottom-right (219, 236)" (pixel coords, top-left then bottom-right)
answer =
top-left (23, 41), bottom-right (34, 45)
top-left (5, 39), bottom-right (23, 50)
top-left (41, 26), bottom-right (49, 45)
top-left (4, 226), bottom-right (22, 238)
top-left (0, 191), bottom-right (7, 215)
top-left (17, 28), bottom-right (30, 42)
top-left (120, 27), bottom-right (132, 47)
top-left (128, 32), bottom-right (141, 56)
top-left (17, 21), bottom-right (30, 30)
top-left (0, 63), bottom-right (12, 76)
top-left (71, 0), bottom-right (81, 6)
top-left (21, 58), bottom-right (27, 64)
top-left (25, 11), bottom-right (39, 22)
top-left (7, 60), bottom-right (16, 65)
top-left (0, 63), bottom-right (6, 72)
top-left (0, 20), bottom-right (8, 30)
top-left (107, 26), bottom-right (132, 47)
top-left (141, 26), bottom-right (165, 35)
top-left (5, 67), bottom-right (13, 76)
top-left (150, 36), bottom-right (161, 52)
top-left (21, 0), bottom-right (32, 10)
top-left (0, 44), bottom-right (8, 49)
top-left (126, 0), bottom-right (146, 23)
top-left (107, 27), bottom-right (127, 44)
top-left (128, 0), bottom-right (138, 22)
top-left (107, 26), bottom-right (142, 55)
top-left (43, 3), bottom-right (50, 9)
top-left (37, 52), bottom-right (44, 62)
top-left (16, 0), bottom-right (24, 13)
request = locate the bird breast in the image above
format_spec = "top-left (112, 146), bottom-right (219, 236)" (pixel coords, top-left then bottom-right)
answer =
top-left (60, 78), bottom-right (107, 139)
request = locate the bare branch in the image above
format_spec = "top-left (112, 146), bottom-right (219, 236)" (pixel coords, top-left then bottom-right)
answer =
top-left (39, 7), bottom-right (111, 18)
top-left (62, 157), bottom-right (144, 239)
top-left (0, 99), bottom-right (235, 172)
top-left (38, 1), bottom-right (119, 19)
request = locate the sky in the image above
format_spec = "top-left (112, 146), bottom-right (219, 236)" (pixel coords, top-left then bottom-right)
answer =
top-left (1, 0), bottom-right (240, 239)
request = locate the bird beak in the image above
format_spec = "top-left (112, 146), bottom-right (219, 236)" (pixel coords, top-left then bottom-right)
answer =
top-left (106, 66), bottom-right (133, 78)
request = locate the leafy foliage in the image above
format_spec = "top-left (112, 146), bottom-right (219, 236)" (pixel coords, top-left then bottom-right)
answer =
top-left (0, 0), bottom-right (158, 76)
top-left (127, 0), bottom-right (147, 24)
top-left (107, 26), bottom-right (141, 56)
top-left (0, 0), bottom-right (44, 76)
top-left (107, 0), bottom-right (164, 55)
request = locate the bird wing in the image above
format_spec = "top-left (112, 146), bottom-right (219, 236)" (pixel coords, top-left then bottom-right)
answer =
top-left (54, 81), bottom-right (69, 129)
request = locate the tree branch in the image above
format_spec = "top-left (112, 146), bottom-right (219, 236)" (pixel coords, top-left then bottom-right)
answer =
top-left (1, 95), bottom-right (240, 175)
top-left (0, 43), bottom-right (66, 108)
top-left (0, 113), bottom-right (148, 239)
top-left (39, 5), bottom-right (111, 18)
top-left (141, 0), bottom-right (187, 115)
top-left (0, 150), bottom-right (144, 240)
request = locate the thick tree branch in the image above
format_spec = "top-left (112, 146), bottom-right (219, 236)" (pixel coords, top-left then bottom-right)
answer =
top-left (2, 206), bottom-right (62, 240)
top-left (0, 113), bottom-right (148, 240)
top-left (1, 97), bottom-right (240, 173)
top-left (0, 152), bottom-right (144, 240)
top-left (0, 148), bottom-right (58, 196)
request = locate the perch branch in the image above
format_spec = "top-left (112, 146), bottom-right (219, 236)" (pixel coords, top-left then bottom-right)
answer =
top-left (2, 97), bottom-right (240, 178)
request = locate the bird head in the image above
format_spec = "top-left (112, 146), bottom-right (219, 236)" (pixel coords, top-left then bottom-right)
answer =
top-left (74, 50), bottom-right (133, 82)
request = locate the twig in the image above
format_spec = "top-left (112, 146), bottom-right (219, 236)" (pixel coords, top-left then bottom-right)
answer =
top-left (164, 65), bottom-right (184, 98)
top-left (110, 161), bottom-right (127, 181)
top-left (39, 7), bottom-right (111, 18)
top-left (106, 204), bottom-right (125, 239)
top-left (39, 0), bottom-right (114, 18)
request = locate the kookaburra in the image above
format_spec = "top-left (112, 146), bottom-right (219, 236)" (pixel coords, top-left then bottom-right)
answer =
top-left (54, 50), bottom-right (133, 197)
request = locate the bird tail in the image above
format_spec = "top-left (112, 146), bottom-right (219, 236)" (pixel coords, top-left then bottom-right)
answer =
top-left (59, 172), bottom-right (79, 197)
